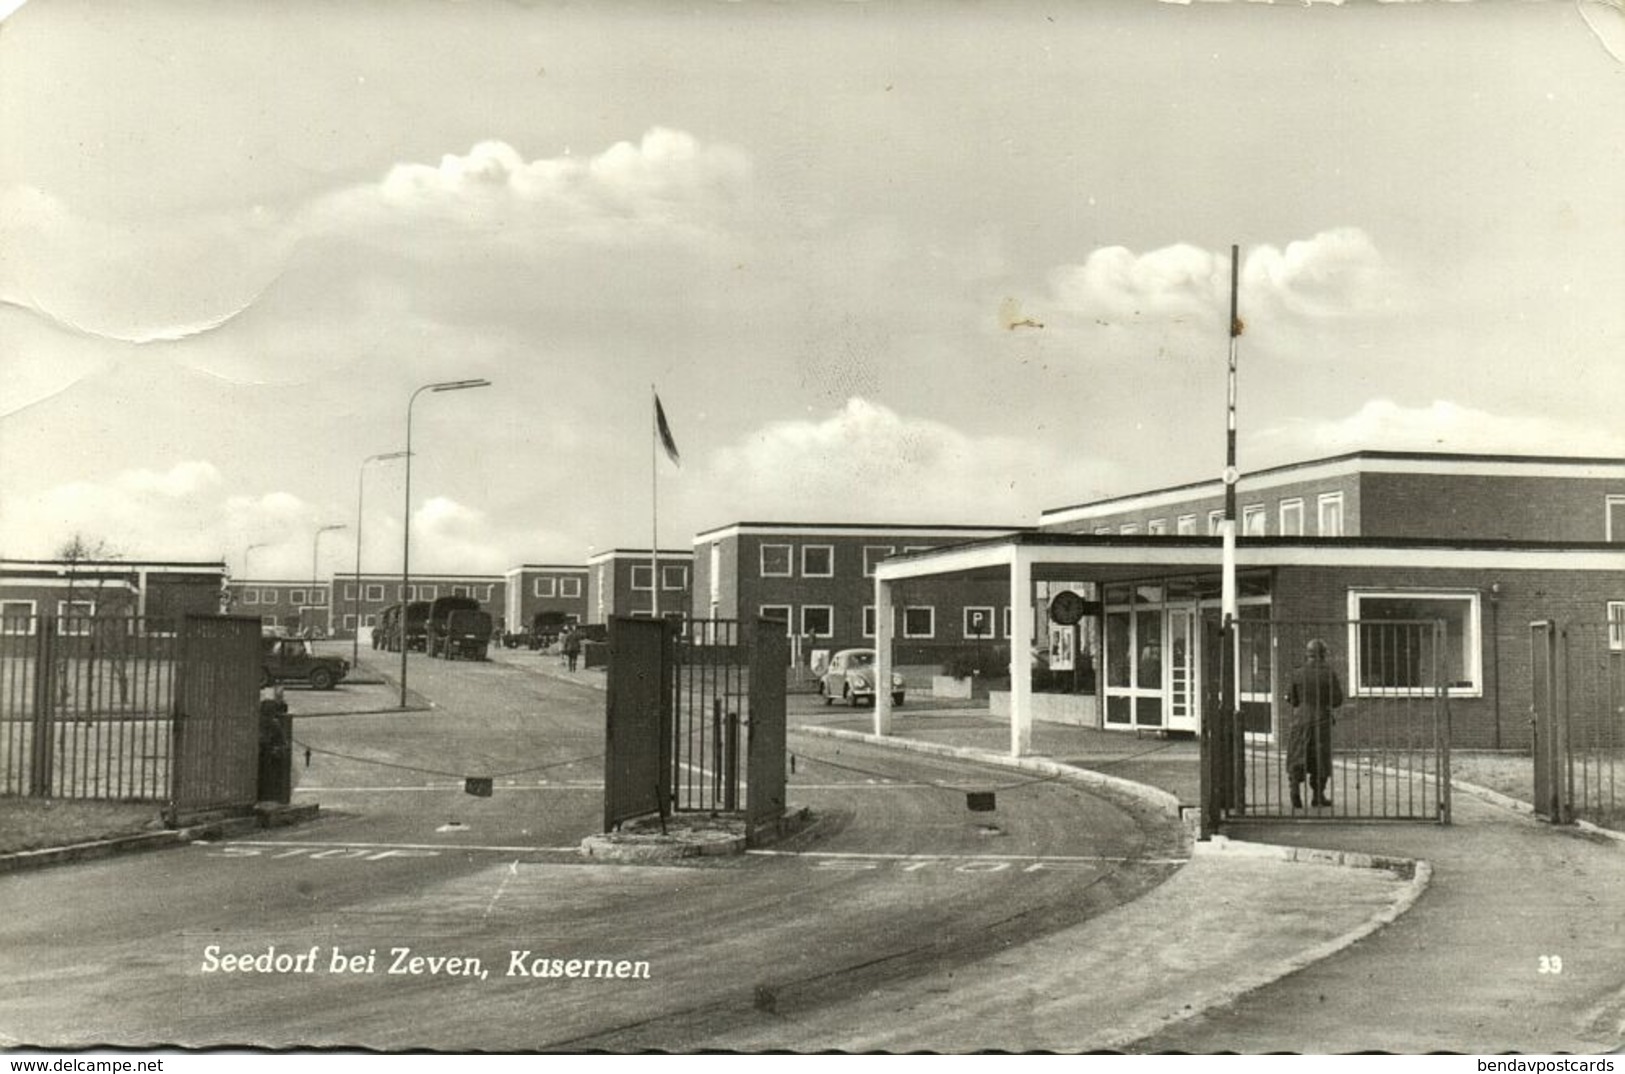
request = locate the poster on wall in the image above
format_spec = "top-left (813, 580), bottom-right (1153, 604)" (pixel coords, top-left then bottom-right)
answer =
top-left (1048, 623), bottom-right (1075, 671)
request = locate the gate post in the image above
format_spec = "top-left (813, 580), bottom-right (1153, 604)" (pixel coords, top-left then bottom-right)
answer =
top-left (28, 615), bottom-right (57, 797)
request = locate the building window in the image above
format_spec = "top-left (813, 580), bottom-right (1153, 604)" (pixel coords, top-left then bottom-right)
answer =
top-left (631, 566), bottom-right (654, 591)
top-left (342, 614), bottom-right (356, 630)
top-left (363, 614), bottom-right (377, 627)
top-left (420, 585), bottom-right (437, 601)
top-left (1120, 522), bottom-right (1140, 535)
top-left (862, 546), bottom-right (894, 577)
top-left (241, 589), bottom-right (259, 605)
top-left (1094, 526), bottom-right (1114, 536)
top-left (903, 606), bottom-right (935, 639)
top-left (1176, 515), bottom-right (1197, 536)
top-left (343, 583), bottom-right (356, 600)
top-left (1608, 496), bottom-right (1625, 542)
top-left (1, 601), bottom-right (35, 635)
top-left (1004, 607), bottom-right (1012, 637)
top-left (760, 605), bottom-right (791, 634)
top-left (862, 606), bottom-right (877, 638)
top-left (760, 544), bottom-right (792, 577)
top-left (662, 565), bottom-right (688, 590)
top-left (1242, 504), bottom-right (1266, 536)
top-left (1348, 590), bottom-right (1481, 697)
top-left (801, 545), bottom-right (834, 578)
top-left (1147, 519), bottom-right (1167, 536)
top-left (535, 578), bottom-right (556, 598)
top-left (310, 588), bottom-right (327, 604)
top-left (709, 543), bottom-right (721, 602)
top-left (801, 605), bottom-right (834, 638)
top-left (964, 606), bottom-right (995, 638)
top-left (453, 585), bottom-right (472, 598)
top-left (365, 584), bottom-right (384, 602)
top-left (261, 589), bottom-right (279, 605)
top-left (290, 589), bottom-right (307, 605)
top-left (1609, 602), bottom-right (1625, 652)
top-left (560, 578), bottom-right (581, 598)
top-left (1207, 511), bottom-right (1224, 535)
top-left (1279, 499), bottom-right (1305, 537)
top-left (57, 600), bottom-right (95, 633)
top-left (1318, 492), bottom-right (1345, 537)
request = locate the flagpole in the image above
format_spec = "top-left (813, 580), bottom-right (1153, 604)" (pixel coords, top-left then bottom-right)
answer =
top-left (651, 384), bottom-right (660, 618)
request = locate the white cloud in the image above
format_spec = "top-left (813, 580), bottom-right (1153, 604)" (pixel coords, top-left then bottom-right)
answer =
top-left (329, 128), bottom-right (753, 248)
top-left (697, 398), bottom-right (1115, 526)
top-left (1252, 398), bottom-right (1625, 461)
top-left (1044, 229), bottom-right (1397, 331)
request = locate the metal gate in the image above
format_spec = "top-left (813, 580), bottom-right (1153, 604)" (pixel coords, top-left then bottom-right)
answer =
top-left (1203, 616), bottom-right (1452, 828)
top-left (603, 617), bottom-right (787, 843)
top-left (168, 614), bottom-right (264, 823)
top-left (1, 613), bottom-right (261, 818)
top-left (1530, 620), bottom-right (1623, 827)
top-left (603, 617), bottom-right (672, 831)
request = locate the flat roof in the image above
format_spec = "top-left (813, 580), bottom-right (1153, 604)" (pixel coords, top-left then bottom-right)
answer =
top-left (1041, 449), bottom-right (1625, 523)
top-left (873, 531), bottom-right (1625, 584)
top-left (692, 521), bottom-right (1030, 543)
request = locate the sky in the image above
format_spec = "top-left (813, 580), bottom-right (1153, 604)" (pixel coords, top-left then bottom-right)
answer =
top-left (1, 0), bottom-right (1621, 580)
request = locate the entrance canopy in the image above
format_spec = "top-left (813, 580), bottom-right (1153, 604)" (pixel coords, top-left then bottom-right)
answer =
top-left (870, 531), bottom-right (1623, 756)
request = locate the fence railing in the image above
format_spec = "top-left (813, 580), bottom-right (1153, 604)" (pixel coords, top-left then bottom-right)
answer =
top-left (0, 615), bottom-right (181, 801)
top-left (1531, 620), bottom-right (1623, 829)
top-left (1209, 617), bottom-right (1451, 825)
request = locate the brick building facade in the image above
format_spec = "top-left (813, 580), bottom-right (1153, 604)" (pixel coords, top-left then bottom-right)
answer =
top-left (691, 522), bottom-right (1023, 665)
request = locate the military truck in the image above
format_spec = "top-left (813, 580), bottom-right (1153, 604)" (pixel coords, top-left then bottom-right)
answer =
top-left (427, 595), bottom-right (491, 660)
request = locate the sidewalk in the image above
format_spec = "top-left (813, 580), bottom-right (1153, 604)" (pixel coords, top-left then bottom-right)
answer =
top-left (771, 705), bottom-right (1625, 1054)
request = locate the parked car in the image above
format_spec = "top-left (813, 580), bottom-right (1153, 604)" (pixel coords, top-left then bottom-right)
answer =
top-left (262, 637), bottom-right (349, 690)
top-left (819, 648), bottom-right (905, 707)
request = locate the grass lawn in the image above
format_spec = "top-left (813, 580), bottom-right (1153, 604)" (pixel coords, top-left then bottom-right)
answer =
top-left (0, 798), bottom-right (163, 856)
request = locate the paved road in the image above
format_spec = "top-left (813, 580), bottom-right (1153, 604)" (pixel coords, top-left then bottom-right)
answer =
top-left (0, 647), bottom-right (1185, 1051)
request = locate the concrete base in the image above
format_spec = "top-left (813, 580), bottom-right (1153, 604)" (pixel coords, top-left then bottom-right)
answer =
top-left (580, 814), bottom-right (748, 861)
top-left (989, 690), bottom-right (1099, 727)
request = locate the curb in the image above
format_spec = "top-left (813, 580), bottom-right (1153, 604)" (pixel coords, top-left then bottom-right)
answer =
top-left (793, 724), bottom-right (1186, 820)
top-left (0, 803), bottom-right (322, 876)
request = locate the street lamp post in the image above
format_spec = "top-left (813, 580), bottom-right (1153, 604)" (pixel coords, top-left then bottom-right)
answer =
top-left (401, 378), bottom-right (492, 707)
top-left (354, 451), bottom-right (411, 667)
top-left (243, 542), bottom-right (269, 579)
top-left (313, 523), bottom-right (347, 637)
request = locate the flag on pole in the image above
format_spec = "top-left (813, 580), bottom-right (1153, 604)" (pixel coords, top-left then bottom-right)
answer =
top-left (654, 392), bottom-right (681, 467)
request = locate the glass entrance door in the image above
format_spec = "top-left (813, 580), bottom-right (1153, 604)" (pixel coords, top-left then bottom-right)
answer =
top-left (1166, 606), bottom-right (1199, 733)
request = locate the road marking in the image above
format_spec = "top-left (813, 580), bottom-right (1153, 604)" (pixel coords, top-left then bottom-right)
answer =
top-left (211, 839), bottom-right (581, 856)
top-left (293, 784), bottom-right (604, 792)
top-left (747, 849), bottom-right (1188, 866)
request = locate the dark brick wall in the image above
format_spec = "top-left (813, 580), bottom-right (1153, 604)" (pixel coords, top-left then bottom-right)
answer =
top-left (1274, 564), bottom-right (1624, 750)
top-left (1360, 473), bottom-right (1624, 541)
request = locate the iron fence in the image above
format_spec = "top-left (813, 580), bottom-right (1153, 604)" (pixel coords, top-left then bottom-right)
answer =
top-left (1210, 617), bottom-right (1451, 824)
top-left (0, 615), bottom-right (179, 800)
top-left (1531, 620), bottom-right (1623, 828)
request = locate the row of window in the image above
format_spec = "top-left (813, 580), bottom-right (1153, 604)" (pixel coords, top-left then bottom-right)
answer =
top-left (1094, 493), bottom-right (1346, 538)
top-left (629, 565), bottom-right (689, 591)
top-left (238, 587), bottom-right (327, 605)
top-left (757, 604), bottom-right (1011, 640)
top-left (240, 584), bottom-right (496, 605)
top-left (753, 543), bottom-right (936, 580)
top-left (532, 577), bottom-right (583, 598)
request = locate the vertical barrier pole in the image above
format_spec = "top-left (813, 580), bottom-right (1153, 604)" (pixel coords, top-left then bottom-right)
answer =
top-left (724, 709), bottom-right (740, 812)
top-left (29, 616), bottom-right (57, 797)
